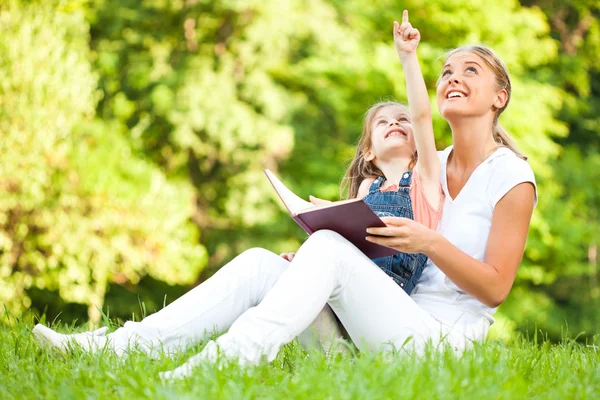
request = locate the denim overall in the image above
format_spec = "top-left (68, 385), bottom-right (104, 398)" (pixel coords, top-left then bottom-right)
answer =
top-left (362, 171), bottom-right (428, 294)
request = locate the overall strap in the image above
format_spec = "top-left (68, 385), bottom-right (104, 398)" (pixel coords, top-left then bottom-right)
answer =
top-left (398, 170), bottom-right (413, 187)
top-left (368, 176), bottom-right (386, 194)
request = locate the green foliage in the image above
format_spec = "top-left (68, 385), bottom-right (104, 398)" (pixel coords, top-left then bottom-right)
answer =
top-left (2, 316), bottom-right (600, 398)
top-left (506, 0), bottom-right (600, 339)
top-left (0, 0), bottom-right (206, 321)
top-left (0, 0), bottom-right (599, 341)
top-left (281, 0), bottom-right (564, 197)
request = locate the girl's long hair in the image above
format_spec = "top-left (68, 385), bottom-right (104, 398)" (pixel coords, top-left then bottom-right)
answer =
top-left (442, 45), bottom-right (526, 160)
top-left (340, 102), bottom-right (414, 199)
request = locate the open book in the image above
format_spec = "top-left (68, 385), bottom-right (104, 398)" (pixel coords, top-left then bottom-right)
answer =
top-left (264, 169), bottom-right (399, 259)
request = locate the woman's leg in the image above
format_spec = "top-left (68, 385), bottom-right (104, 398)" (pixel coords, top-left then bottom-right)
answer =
top-left (34, 248), bottom-right (290, 356)
top-left (33, 247), bottom-right (348, 357)
top-left (296, 304), bottom-right (351, 357)
top-left (162, 230), bottom-right (446, 378)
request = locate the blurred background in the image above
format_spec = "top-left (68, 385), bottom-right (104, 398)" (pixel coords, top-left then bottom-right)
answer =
top-left (0, 0), bottom-right (598, 341)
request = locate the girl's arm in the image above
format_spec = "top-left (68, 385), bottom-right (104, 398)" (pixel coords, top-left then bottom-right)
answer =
top-left (366, 182), bottom-right (536, 308)
top-left (394, 11), bottom-right (441, 209)
top-left (356, 177), bottom-right (376, 199)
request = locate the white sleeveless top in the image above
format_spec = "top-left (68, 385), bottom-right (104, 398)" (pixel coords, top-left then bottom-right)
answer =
top-left (411, 145), bottom-right (537, 332)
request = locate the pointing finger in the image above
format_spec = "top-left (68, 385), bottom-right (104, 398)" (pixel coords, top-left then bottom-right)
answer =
top-left (402, 9), bottom-right (409, 24)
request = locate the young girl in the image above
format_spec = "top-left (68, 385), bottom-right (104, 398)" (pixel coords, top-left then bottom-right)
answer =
top-left (281, 99), bottom-right (442, 295)
top-left (282, 11), bottom-right (444, 294)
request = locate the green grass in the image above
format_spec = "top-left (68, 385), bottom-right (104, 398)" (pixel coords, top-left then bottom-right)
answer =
top-left (1, 313), bottom-right (600, 399)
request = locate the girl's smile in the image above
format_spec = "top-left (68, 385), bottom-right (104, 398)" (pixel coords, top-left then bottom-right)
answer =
top-left (369, 105), bottom-right (416, 160)
top-left (384, 127), bottom-right (408, 139)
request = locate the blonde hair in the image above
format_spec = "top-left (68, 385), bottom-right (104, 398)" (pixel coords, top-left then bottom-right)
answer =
top-left (340, 102), bottom-right (416, 199)
top-left (442, 45), bottom-right (527, 160)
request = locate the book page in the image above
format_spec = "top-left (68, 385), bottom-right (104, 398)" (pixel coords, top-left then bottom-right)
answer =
top-left (264, 169), bottom-right (312, 214)
top-left (303, 198), bottom-right (359, 212)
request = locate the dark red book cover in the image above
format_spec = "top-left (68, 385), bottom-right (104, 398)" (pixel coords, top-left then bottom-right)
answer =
top-left (293, 200), bottom-right (399, 259)
top-left (265, 169), bottom-right (398, 259)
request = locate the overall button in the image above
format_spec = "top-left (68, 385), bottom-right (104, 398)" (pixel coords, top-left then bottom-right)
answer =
top-left (403, 173), bottom-right (409, 179)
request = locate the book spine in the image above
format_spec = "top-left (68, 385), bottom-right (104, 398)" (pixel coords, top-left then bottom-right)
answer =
top-left (292, 214), bottom-right (314, 235)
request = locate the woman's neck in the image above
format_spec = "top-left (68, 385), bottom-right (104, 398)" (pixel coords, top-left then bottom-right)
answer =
top-left (377, 157), bottom-right (411, 186)
top-left (448, 117), bottom-right (498, 170)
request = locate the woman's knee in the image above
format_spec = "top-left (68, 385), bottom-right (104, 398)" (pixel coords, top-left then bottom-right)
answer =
top-left (304, 230), bottom-right (346, 247)
top-left (234, 247), bottom-right (288, 276)
top-left (239, 247), bottom-right (276, 261)
top-left (300, 230), bottom-right (351, 255)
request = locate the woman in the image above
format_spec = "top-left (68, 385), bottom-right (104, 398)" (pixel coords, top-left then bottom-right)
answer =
top-left (33, 15), bottom-right (536, 380)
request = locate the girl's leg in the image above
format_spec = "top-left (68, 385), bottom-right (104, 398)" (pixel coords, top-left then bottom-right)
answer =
top-left (162, 230), bottom-right (446, 378)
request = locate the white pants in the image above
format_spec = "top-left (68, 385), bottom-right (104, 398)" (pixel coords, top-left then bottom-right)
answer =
top-left (103, 230), bottom-right (477, 363)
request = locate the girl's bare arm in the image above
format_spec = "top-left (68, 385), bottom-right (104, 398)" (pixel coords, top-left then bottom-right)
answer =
top-left (394, 10), bottom-right (441, 209)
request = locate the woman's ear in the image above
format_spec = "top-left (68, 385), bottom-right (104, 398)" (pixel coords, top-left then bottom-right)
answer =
top-left (493, 88), bottom-right (509, 109)
top-left (364, 150), bottom-right (375, 162)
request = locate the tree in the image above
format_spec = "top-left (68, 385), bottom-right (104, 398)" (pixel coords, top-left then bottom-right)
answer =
top-left (0, 0), bottom-right (206, 322)
top-left (498, 0), bottom-right (600, 339)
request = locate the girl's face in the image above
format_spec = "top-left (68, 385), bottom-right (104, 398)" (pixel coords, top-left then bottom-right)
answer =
top-left (436, 52), bottom-right (506, 121)
top-left (366, 105), bottom-right (415, 163)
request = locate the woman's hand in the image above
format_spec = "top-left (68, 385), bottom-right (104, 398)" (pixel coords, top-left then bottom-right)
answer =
top-left (366, 217), bottom-right (438, 254)
top-left (394, 10), bottom-right (420, 61)
top-left (280, 252), bottom-right (296, 262)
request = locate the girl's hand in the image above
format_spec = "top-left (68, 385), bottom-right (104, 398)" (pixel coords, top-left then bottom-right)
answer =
top-left (366, 217), bottom-right (437, 254)
top-left (394, 10), bottom-right (420, 60)
top-left (280, 252), bottom-right (296, 262)
top-left (309, 195), bottom-right (331, 205)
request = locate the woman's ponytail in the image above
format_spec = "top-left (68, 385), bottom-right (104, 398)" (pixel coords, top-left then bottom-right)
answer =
top-left (492, 120), bottom-right (527, 160)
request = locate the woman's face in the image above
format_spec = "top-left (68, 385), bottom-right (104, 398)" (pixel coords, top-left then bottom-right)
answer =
top-left (367, 105), bottom-right (415, 163)
top-left (436, 51), bottom-right (504, 121)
